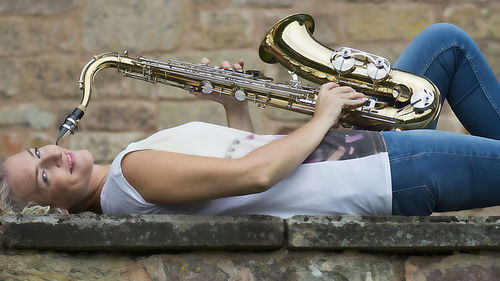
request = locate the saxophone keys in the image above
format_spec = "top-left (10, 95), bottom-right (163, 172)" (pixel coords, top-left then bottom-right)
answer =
top-left (245, 69), bottom-right (273, 81)
top-left (367, 58), bottom-right (390, 81)
top-left (200, 80), bottom-right (214, 94)
top-left (410, 88), bottom-right (435, 111)
top-left (331, 48), bottom-right (356, 73)
top-left (234, 89), bottom-right (247, 101)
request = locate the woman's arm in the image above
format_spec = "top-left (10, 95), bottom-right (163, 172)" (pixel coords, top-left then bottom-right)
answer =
top-left (191, 58), bottom-right (255, 132)
top-left (122, 83), bottom-right (366, 204)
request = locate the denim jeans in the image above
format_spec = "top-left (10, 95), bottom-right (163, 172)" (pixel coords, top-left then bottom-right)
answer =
top-left (381, 23), bottom-right (500, 215)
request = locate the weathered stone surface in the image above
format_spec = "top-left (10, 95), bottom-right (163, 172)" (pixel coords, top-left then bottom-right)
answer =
top-left (444, 3), bottom-right (500, 40)
top-left (0, 104), bottom-right (53, 129)
top-left (0, 249), bottom-right (132, 281)
top-left (484, 41), bottom-right (500, 78)
top-left (405, 253), bottom-right (500, 281)
top-left (83, 101), bottom-right (157, 131)
top-left (68, 132), bottom-right (144, 163)
top-left (0, 59), bottom-right (17, 98)
top-left (90, 67), bottom-right (134, 99)
top-left (336, 0), bottom-right (387, 2)
top-left (19, 57), bottom-right (82, 99)
top-left (287, 215), bottom-right (500, 251)
top-left (83, 0), bottom-right (185, 53)
top-left (4, 248), bottom-right (499, 281)
top-left (30, 18), bottom-right (80, 54)
top-left (158, 101), bottom-right (227, 129)
top-left (2, 214), bottom-right (500, 280)
top-left (310, 13), bottom-right (339, 47)
top-left (231, 0), bottom-right (295, 7)
top-left (362, 43), bottom-right (407, 66)
top-left (28, 133), bottom-right (52, 150)
top-left (443, 4), bottom-right (489, 39)
top-left (0, 19), bottom-right (29, 56)
top-left (0, 133), bottom-right (24, 156)
top-left (346, 4), bottom-right (434, 41)
top-left (198, 10), bottom-right (253, 50)
top-left (485, 4), bottom-right (500, 39)
top-left (139, 250), bottom-right (403, 281)
top-left (0, 248), bottom-right (406, 280)
top-left (1, 214), bottom-right (284, 251)
top-left (0, 18), bottom-right (78, 56)
top-left (0, 0), bottom-right (78, 15)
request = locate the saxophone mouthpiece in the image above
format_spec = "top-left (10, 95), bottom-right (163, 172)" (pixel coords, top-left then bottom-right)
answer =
top-left (56, 107), bottom-right (85, 145)
top-left (56, 128), bottom-right (69, 145)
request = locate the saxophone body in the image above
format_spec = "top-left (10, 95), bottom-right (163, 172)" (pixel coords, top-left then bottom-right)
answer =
top-left (259, 13), bottom-right (441, 131)
top-left (56, 13), bottom-right (441, 144)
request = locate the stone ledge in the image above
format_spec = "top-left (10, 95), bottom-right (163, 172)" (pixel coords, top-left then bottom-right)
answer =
top-left (0, 214), bottom-right (284, 251)
top-left (1, 214), bottom-right (499, 252)
top-left (287, 215), bottom-right (500, 252)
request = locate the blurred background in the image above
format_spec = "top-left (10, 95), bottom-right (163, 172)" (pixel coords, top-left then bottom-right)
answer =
top-left (0, 0), bottom-right (498, 164)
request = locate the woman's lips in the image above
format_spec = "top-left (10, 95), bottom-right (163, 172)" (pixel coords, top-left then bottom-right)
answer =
top-left (65, 152), bottom-right (75, 174)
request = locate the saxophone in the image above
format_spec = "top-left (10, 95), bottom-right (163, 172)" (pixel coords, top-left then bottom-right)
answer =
top-left (56, 14), bottom-right (441, 144)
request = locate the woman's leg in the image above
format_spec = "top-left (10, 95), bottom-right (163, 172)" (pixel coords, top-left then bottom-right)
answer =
top-left (394, 23), bottom-right (500, 140)
top-left (382, 130), bottom-right (500, 216)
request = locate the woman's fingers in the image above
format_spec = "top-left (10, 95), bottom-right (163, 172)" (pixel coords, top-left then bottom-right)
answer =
top-left (201, 58), bottom-right (244, 71)
top-left (233, 62), bottom-right (243, 71)
top-left (339, 91), bottom-right (366, 100)
top-left (236, 58), bottom-right (244, 70)
top-left (333, 86), bottom-right (357, 94)
top-left (220, 60), bottom-right (231, 69)
top-left (220, 59), bottom-right (244, 71)
top-left (201, 57), bottom-right (210, 65)
top-left (319, 82), bottom-right (339, 92)
top-left (340, 91), bottom-right (367, 108)
top-left (343, 98), bottom-right (368, 108)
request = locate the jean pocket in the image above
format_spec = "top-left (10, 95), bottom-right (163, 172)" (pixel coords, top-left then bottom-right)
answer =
top-left (392, 185), bottom-right (436, 216)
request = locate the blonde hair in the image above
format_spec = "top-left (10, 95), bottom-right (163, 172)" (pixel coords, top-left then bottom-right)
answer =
top-left (0, 156), bottom-right (61, 215)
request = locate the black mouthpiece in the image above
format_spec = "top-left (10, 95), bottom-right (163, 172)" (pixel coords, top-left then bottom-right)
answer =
top-left (56, 107), bottom-right (84, 145)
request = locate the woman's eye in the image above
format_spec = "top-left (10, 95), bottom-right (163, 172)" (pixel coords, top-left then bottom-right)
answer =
top-left (34, 148), bottom-right (41, 159)
top-left (42, 171), bottom-right (48, 184)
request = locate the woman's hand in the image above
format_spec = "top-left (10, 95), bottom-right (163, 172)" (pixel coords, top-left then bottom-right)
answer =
top-left (313, 82), bottom-right (367, 128)
top-left (191, 57), bottom-right (254, 132)
top-left (191, 58), bottom-right (246, 109)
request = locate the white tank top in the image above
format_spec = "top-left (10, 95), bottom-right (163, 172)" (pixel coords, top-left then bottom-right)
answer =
top-left (101, 122), bottom-right (392, 218)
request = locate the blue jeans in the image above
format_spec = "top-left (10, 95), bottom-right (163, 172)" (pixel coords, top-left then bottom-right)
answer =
top-left (381, 23), bottom-right (500, 215)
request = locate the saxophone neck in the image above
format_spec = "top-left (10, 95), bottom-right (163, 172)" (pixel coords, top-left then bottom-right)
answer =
top-left (56, 52), bottom-right (128, 144)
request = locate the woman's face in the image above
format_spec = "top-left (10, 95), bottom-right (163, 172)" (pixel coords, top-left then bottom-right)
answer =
top-left (3, 144), bottom-right (94, 209)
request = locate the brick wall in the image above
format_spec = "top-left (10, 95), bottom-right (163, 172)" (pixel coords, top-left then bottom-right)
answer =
top-left (2, 0), bottom-right (498, 162)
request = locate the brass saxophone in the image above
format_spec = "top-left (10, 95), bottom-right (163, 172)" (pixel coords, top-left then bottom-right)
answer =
top-left (259, 13), bottom-right (441, 131)
top-left (56, 14), bottom-right (441, 144)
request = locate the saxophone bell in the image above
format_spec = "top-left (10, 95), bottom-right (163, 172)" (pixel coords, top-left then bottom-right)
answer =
top-left (258, 13), bottom-right (441, 131)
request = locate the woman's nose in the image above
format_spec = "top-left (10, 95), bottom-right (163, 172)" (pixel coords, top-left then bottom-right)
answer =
top-left (41, 149), bottom-right (62, 168)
